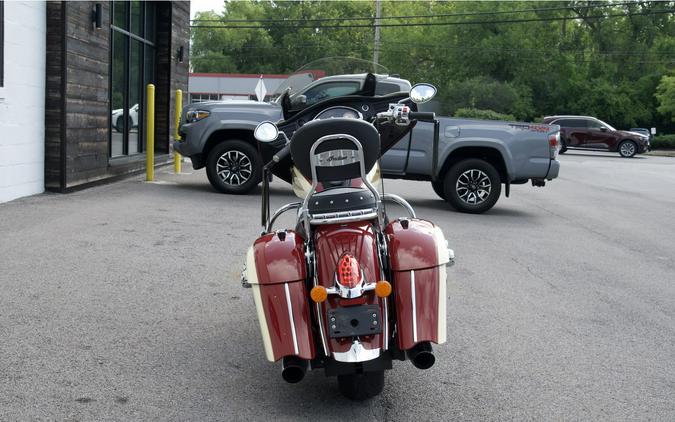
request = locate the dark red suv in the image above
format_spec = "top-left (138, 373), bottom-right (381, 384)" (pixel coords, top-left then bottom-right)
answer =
top-left (542, 116), bottom-right (650, 158)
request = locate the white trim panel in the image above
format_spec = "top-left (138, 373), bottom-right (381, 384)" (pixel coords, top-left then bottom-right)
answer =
top-left (247, 247), bottom-right (276, 362)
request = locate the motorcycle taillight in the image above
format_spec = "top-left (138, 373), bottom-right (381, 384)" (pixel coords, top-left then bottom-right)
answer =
top-left (336, 254), bottom-right (362, 289)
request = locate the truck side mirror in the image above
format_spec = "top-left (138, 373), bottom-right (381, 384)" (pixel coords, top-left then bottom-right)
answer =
top-left (292, 94), bottom-right (307, 107)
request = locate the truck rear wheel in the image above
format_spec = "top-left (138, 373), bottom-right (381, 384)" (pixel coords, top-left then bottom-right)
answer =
top-left (206, 140), bottom-right (262, 194)
top-left (444, 159), bottom-right (501, 214)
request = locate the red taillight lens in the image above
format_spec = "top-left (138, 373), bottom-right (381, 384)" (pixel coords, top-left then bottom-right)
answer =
top-left (549, 133), bottom-right (560, 159)
top-left (337, 254), bottom-right (362, 289)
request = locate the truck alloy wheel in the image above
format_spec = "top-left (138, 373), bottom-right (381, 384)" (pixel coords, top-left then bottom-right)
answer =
top-left (206, 140), bottom-right (262, 194)
top-left (217, 150), bottom-right (252, 185)
top-left (618, 140), bottom-right (637, 158)
top-left (444, 158), bottom-right (501, 214)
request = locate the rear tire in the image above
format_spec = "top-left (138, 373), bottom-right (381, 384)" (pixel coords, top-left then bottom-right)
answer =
top-left (431, 180), bottom-right (446, 200)
top-left (443, 159), bottom-right (501, 214)
top-left (206, 140), bottom-right (262, 194)
top-left (337, 370), bottom-right (385, 401)
top-left (618, 140), bottom-right (637, 158)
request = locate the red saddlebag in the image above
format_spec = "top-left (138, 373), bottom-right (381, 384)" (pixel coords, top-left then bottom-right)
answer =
top-left (386, 219), bottom-right (449, 350)
top-left (246, 230), bottom-right (315, 362)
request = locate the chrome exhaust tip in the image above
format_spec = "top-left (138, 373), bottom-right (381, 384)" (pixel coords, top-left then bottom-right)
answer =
top-left (281, 356), bottom-right (308, 383)
top-left (406, 342), bottom-right (435, 370)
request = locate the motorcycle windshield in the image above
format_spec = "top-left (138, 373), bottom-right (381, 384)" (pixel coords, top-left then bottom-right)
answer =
top-left (272, 57), bottom-right (390, 102)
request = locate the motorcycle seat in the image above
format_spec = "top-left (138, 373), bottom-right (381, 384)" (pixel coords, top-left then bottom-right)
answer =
top-left (308, 187), bottom-right (377, 215)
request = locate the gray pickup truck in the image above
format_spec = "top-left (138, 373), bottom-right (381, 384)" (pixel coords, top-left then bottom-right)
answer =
top-left (176, 74), bottom-right (560, 213)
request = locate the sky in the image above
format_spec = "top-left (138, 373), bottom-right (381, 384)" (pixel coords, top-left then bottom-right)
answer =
top-left (190, 0), bottom-right (225, 20)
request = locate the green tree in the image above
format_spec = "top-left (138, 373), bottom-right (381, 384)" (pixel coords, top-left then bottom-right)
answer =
top-left (189, 0), bottom-right (675, 129)
top-left (656, 75), bottom-right (675, 122)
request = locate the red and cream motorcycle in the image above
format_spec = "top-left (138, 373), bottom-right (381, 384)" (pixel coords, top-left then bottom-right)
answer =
top-left (241, 83), bottom-right (454, 400)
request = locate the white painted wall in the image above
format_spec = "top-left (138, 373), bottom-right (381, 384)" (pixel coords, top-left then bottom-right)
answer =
top-left (0, 1), bottom-right (46, 203)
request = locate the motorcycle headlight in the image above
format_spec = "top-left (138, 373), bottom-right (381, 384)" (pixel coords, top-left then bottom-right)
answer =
top-left (186, 110), bottom-right (210, 123)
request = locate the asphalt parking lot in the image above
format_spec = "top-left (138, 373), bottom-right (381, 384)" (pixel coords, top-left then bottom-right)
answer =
top-left (1, 151), bottom-right (674, 421)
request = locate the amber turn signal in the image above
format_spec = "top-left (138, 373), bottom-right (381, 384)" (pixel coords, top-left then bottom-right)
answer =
top-left (310, 286), bottom-right (328, 303)
top-left (375, 280), bottom-right (392, 298)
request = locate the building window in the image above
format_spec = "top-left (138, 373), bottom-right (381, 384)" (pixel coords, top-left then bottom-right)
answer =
top-left (189, 93), bottom-right (223, 103)
top-left (0, 0), bottom-right (4, 87)
top-left (110, 1), bottom-right (156, 157)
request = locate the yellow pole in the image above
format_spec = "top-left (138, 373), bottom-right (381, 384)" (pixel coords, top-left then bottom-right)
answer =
top-left (146, 84), bottom-right (155, 182)
top-left (174, 89), bottom-right (183, 174)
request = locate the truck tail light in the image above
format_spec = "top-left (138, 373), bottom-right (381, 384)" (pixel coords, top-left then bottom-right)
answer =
top-left (549, 132), bottom-right (560, 159)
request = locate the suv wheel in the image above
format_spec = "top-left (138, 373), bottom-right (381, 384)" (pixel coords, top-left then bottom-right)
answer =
top-left (206, 140), bottom-right (262, 194)
top-left (444, 159), bottom-right (501, 214)
top-left (618, 140), bottom-right (637, 158)
top-left (559, 137), bottom-right (567, 154)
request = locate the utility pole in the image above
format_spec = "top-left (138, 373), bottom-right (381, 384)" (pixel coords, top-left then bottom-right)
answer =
top-left (373, 0), bottom-right (382, 67)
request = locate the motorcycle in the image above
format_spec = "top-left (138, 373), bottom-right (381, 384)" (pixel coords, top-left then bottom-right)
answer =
top-left (241, 82), bottom-right (455, 400)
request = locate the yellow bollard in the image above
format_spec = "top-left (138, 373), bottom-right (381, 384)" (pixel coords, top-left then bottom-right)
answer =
top-left (146, 84), bottom-right (155, 182)
top-left (174, 89), bottom-right (183, 174)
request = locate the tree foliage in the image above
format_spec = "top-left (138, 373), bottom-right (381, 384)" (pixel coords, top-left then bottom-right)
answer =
top-left (191, 0), bottom-right (675, 130)
top-left (656, 75), bottom-right (675, 122)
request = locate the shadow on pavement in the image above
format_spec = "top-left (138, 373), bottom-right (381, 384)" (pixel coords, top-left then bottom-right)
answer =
top-left (562, 152), bottom-right (647, 160)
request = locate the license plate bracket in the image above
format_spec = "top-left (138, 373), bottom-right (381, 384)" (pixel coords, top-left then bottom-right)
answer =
top-left (327, 305), bottom-right (381, 338)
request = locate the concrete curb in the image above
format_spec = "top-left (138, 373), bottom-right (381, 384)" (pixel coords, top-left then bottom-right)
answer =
top-left (645, 150), bottom-right (675, 157)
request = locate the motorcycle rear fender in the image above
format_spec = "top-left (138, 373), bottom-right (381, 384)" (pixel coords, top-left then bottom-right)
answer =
top-left (385, 219), bottom-right (448, 350)
top-left (245, 231), bottom-right (315, 362)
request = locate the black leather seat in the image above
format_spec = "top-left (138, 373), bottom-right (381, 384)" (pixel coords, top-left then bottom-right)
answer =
top-left (308, 187), bottom-right (377, 214)
top-left (290, 118), bottom-right (380, 183)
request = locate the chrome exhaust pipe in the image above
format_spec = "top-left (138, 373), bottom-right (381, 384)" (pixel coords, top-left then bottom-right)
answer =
top-left (281, 356), bottom-right (308, 383)
top-left (406, 342), bottom-right (435, 370)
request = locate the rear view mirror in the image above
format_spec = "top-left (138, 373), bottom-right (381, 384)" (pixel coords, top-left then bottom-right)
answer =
top-left (410, 84), bottom-right (437, 104)
top-left (254, 121), bottom-right (279, 143)
top-left (600, 127), bottom-right (608, 132)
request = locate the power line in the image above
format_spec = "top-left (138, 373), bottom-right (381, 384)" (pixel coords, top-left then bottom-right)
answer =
top-left (210, 41), bottom-right (674, 57)
top-left (189, 1), bottom-right (652, 23)
top-left (190, 9), bottom-right (675, 29)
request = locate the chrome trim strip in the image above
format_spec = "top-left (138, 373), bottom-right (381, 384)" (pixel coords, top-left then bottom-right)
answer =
top-left (284, 283), bottom-right (299, 355)
top-left (266, 202), bottom-right (302, 233)
top-left (332, 340), bottom-right (381, 363)
top-left (411, 270), bottom-right (418, 343)
top-left (381, 193), bottom-right (416, 218)
top-left (326, 277), bottom-right (376, 299)
top-left (383, 294), bottom-right (389, 351)
top-left (309, 208), bottom-right (378, 225)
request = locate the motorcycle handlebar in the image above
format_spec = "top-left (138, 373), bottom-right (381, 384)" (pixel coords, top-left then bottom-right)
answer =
top-left (408, 111), bottom-right (436, 122)
top-left (273, 144), bottom-right (291, 163)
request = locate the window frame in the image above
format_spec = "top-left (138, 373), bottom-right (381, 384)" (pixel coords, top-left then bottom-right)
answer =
top-left (109, 1), bottom-right (157, 159)
top-left (0, 0), bottom-right (4, 88)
